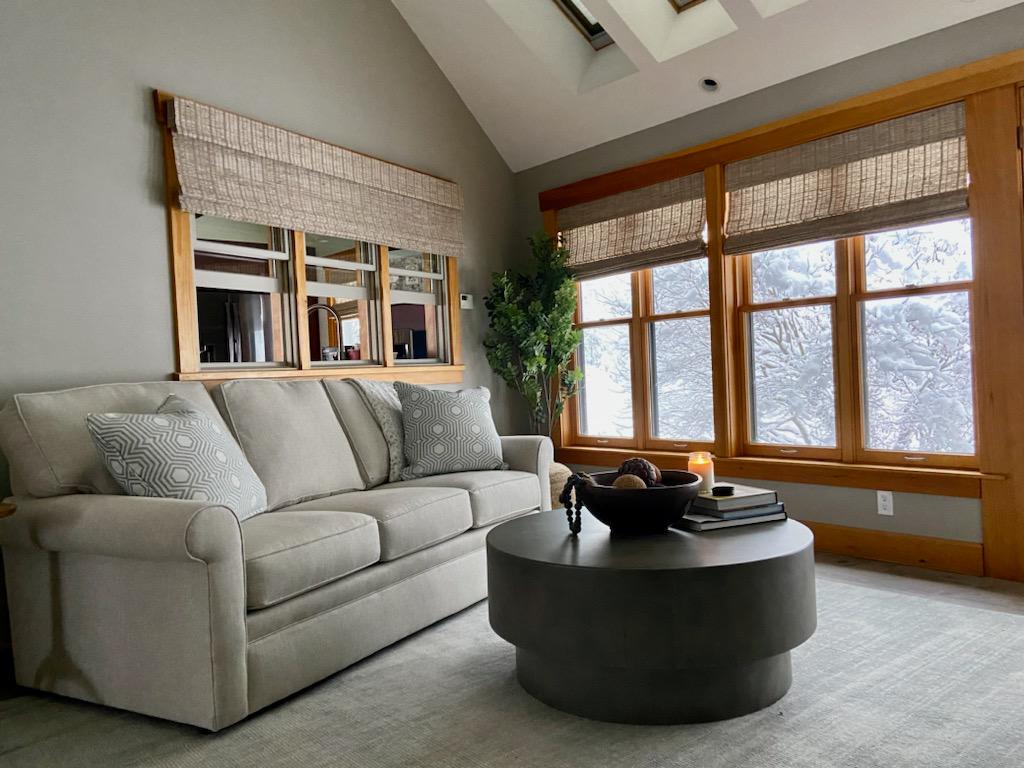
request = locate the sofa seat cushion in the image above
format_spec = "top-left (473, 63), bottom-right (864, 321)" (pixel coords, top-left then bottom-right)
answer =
top-left (390, 471), bottom-right (540, 528)
top-left (283, 487), bottom-right (472, 562)
top-left (242, 510), bottom-right (380, 609)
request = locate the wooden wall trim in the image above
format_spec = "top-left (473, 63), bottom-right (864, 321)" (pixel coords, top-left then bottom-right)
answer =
top-left (802, 520), bottom-right (985, 576)
top-left (178, 364), bottom-right (465, 385)
top-left (539, 49), bottom-right (1024, 211)
top-left (556, 445), bottom-right (989, 497)
top-left (966, 85), bottom-right (1024, 580)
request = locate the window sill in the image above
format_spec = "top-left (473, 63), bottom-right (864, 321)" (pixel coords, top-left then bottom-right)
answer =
top-left (175, 364), bottom-right (464, 385)
top-left (555, 445), bottom-right (1000, 498)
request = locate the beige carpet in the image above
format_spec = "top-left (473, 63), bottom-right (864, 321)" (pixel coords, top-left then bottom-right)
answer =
top-left (2, 576), bottom-right (1024, 768)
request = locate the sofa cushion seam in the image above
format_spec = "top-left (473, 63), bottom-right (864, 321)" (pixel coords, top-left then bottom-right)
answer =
top-left (380, 523), bottom-right (470, 561)
top-left (245, 519), bottom-right (377, 563)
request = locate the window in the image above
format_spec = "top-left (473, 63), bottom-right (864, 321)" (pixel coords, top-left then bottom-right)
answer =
top-left (858, 219), bottom-right (976, 461)
top-left (571, 259), bottom-right (715, 450)
top-left (552, 0), bottom-right (613, 50)
top-left (388, 249), bottom-right (449, 362)
top-left (565, 220), bottom-right (977, 470)
top-left (193, 214), bottom-right (294, 366)
top-left (184, 216), bottom-right (456, 374)
top-left (304, 235), bottom-right (381, 365)
top-left (734, 219), bottom-right (976, 466)
top-left (741, 241), bottom-right (839, 458)
top-left (648, 260), bottom-right (714, 448)
top-left (575, 272), bottom-right (634, 442)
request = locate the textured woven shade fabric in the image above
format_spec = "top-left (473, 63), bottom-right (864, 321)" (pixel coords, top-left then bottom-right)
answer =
top-left (724, 102), bottom-right (968, 254)
top-left (559, 172), bottom-right (706, 278)
top-left (168, 97), bottom-right (464, 257)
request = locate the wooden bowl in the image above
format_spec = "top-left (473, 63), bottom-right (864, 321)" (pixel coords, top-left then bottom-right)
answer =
top-left (576, 470), bottom-right (702, 535)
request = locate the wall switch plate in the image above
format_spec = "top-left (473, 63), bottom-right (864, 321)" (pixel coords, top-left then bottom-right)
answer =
top-left (459, 293), bottom-right (474, 310)
top-left (877, 490), bottom-right (894, 516)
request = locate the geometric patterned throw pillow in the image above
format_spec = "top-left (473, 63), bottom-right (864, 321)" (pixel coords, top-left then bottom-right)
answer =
top-left (394, 382), bottom-right (507, 480)
top-left (86, 394), bottom-right (267, 521)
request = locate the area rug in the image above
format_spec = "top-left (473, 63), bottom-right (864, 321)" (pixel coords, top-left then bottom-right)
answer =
top-left (2, 577), bottom-right (1023, 768)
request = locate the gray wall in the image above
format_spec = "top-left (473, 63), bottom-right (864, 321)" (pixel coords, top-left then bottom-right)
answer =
top-left (534, 8), bottom-right (1024, 542)
top-left (0, 0), bottom-right (525, 498)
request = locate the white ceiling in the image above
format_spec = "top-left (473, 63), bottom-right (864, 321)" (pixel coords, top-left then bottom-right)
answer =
top-left (392, 0), bottom-right (1024, 172)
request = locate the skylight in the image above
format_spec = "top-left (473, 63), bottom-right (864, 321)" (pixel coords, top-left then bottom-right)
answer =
top-left (553, 0), bottom-right (614, 50)
top-left (668, 0), bottom-right (708, 12)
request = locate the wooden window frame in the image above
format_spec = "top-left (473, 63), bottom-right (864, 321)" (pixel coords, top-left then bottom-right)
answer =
top-left (154, 91), bottom-right (464, 385)
top-left (847, 229), bottom-right (979, 469)
top-left (570, 266), bottom-right (718, 454)
top-left (668, 0), bottom-right (707, 13)
top-left (733, 229), bottom-right (979, 470)
top-left (735, 244), bottom-right (843, 462)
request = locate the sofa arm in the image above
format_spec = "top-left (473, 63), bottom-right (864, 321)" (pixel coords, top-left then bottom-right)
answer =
top-left (0, 494), bottom-right (241, 563)
top-left (0, 494), bottom-right (248, 730)
top-left (501, 435), bottom-right (554, 510)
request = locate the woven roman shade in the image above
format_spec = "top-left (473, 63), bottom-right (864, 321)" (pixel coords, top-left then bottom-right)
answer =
top-left (724, 102), bottom-right (968, 254)
top-left (167, 97), bottom-right (464, 257)
top-left (559, 172), bottom-right (706, 278)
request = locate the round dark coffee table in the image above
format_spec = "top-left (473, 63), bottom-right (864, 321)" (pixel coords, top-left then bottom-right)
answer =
top-left (486, 510), bottom-right (816, 724)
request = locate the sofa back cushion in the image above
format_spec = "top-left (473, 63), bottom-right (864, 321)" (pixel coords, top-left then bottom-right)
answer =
top-left (213, 380), bottom-right (363, 510)
top-left (0, 382), bottom-right (229, 498)
top-left (321, 380), bottom-right (390, 488)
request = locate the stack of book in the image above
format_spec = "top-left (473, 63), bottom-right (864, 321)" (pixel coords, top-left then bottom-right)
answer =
top-left (675, 484), bottom-right (786, 532)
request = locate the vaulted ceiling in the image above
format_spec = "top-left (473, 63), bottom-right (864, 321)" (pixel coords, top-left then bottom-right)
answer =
top-left (392, 0), bottom-right (1024, 171)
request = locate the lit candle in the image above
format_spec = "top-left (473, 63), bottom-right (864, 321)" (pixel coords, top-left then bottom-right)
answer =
top-left (687, 451), bottom-right (715, 494)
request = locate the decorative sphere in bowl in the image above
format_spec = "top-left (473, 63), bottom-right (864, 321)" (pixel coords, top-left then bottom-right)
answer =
top-left (575, 470), bottom-right (702, 535)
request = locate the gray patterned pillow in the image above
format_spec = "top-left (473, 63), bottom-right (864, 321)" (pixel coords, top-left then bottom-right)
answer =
top-left (86, 394), bottom-right (267, 521)
top-left (394, 382), bottom-right (507, 480)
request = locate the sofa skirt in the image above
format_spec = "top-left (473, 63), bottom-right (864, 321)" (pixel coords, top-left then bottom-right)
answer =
top-left (245, 545), bottom-right (487, 714)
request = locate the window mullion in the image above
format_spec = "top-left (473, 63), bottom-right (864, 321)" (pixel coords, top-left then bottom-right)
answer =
top-left (834, 238), bottom-right (859, 463)
top-left (292, 231), bottom-right (312, 371)
top-left (631, 270), bottom-right (650, 450)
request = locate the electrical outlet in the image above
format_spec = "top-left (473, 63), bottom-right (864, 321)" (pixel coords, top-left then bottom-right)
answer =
top-left (877, 491), bottom-right (894, 516)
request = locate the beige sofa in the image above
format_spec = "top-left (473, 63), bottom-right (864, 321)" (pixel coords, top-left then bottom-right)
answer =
top-left (0, 379), bottom-right (551, 730)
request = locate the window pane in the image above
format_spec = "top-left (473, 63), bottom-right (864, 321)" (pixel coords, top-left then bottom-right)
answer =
top-left (391, 304), bottom-right (443, 360)
top-left (651, 258), bottom-right (709, 314)
top-left (307, 296), bottom-right (376, 363)
top-left (650, 316), bottom-right (714, 442)
top-left (305, 234), bottom-right (369, 287)
top-left (578, 324), bottom-right (633, 438)
top-left (194, 214), bottom-right (272, 249)
top-left (865, 218), bottom-right (973, 290)
top-left (751, 241), bottom-right (835, 303)
top-left (749, 305), bottom-right (836, 446)
top-left (579, 273), bottom-right (632, 322)
top-left (305, 238), bottom-right (378, 364)
top-left (197, 289), bottom-right (289, 365)
top-left (389, 249), bottom-right (442, 295)
top-left (862, 292), bottom-right (975, 454)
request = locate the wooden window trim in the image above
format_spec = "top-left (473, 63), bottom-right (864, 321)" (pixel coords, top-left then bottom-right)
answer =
top-left (155, 91), bottom-right (462, 385)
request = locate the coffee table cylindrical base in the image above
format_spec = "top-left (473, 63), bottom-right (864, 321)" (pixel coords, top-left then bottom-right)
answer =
top-left (516, 647), bottom-right (793, 725)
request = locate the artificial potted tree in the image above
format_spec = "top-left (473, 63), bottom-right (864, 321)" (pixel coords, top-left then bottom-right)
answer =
top-left (484, 234), bottom-right (581, 503)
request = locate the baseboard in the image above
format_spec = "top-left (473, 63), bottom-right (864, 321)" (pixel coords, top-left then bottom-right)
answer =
top-left (797, 519), bottom-right (984, 576)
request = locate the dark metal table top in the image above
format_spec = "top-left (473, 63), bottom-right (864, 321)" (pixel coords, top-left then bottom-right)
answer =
top-left (486, 510), bottom-right (812, 572)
